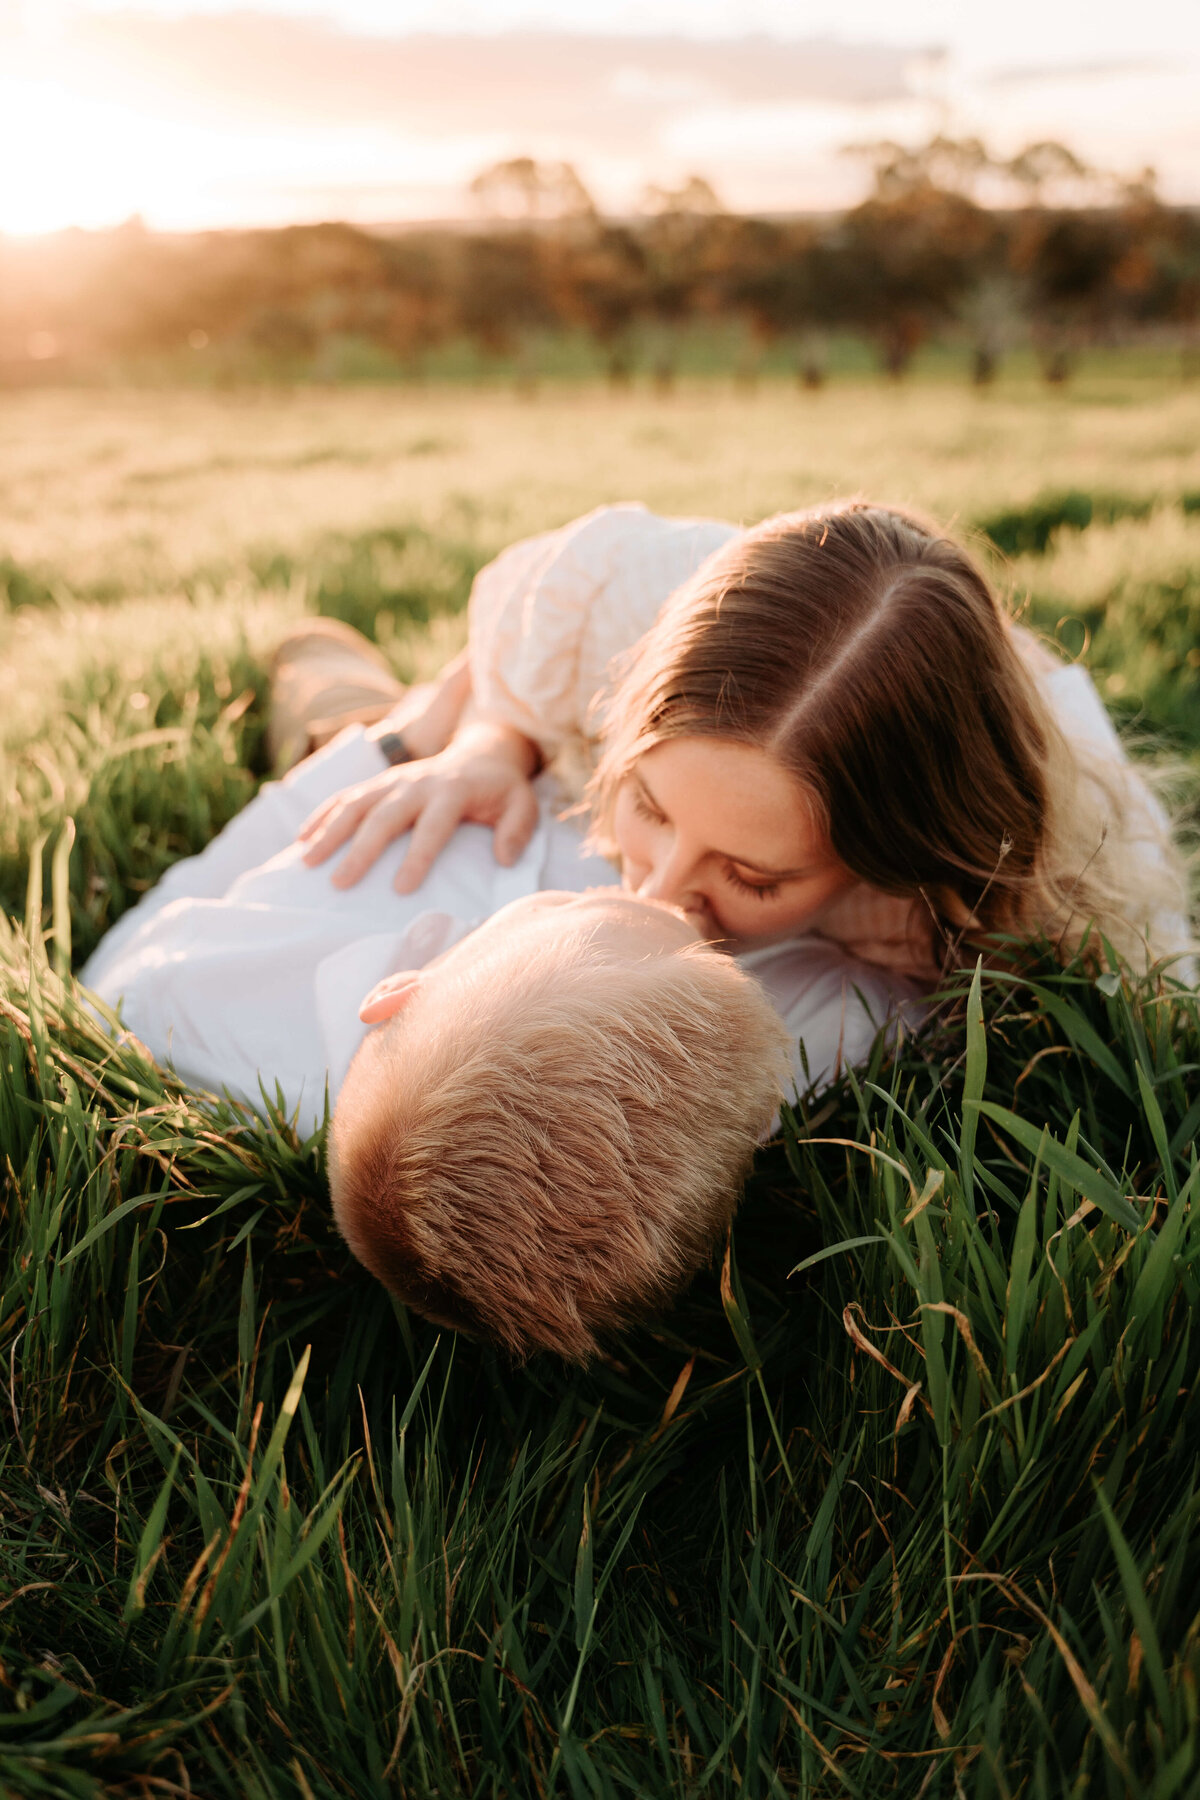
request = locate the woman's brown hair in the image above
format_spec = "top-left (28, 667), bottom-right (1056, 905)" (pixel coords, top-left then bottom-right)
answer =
top-left (589, 501), bottom-right (1186, 972)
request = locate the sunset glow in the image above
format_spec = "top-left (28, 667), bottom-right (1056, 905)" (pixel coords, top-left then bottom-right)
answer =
top-left (2, 1), bottom-right (1198, 236)
top-left (0, 75), bottom-right (188, 234)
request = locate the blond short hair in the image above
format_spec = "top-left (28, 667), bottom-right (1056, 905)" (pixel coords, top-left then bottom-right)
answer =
top-left (328, 926), bottom-right (790, 1361)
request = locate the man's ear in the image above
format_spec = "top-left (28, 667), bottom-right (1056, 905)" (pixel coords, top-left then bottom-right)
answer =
top-left (359, 971), bottom-right (423, 1023)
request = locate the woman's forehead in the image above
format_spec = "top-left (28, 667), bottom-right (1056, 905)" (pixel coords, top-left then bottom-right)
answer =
top-left (636, 738), bottom-right (831, 865)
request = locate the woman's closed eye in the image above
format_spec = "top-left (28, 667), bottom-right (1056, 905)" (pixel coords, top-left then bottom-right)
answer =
top-left (726, 866), bottom-right (782, 900)
top-left (631, 787), bottom-right (666, 826)
top-left (632, 781), bottom-right (784, 897)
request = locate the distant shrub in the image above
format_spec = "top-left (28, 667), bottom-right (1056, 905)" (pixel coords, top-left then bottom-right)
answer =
top-left (249, 525), bottom-right (484, 644)
top-left (976, 488), bottom-right (1155, 557)
top-left (0, 555), bottom-right (58, 610)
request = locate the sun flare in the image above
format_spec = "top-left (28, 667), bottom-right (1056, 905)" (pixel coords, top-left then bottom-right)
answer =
top-left (0, 73), bottom-right (172, 234)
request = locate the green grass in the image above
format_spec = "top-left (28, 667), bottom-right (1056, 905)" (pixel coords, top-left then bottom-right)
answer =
top-left (2, 377), bottom-right (1200, 1796)
top-left (85, 324), bottom-right (1200, 394)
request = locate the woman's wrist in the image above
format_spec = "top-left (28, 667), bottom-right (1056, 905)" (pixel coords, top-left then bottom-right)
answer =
top-left (450, 717), bottom-right (543, 779)
top-left (375, 725), bottom-right (418, 766)
top-left (369, 649), bottom-right (475, 762)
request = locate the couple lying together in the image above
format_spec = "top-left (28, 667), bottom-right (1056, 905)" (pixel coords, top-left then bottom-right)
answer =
top-left (84, 501), bottom-right (1189, 1360)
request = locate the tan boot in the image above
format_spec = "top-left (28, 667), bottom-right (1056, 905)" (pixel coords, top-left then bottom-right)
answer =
top-left (267, 617), bottom-right (405, 773)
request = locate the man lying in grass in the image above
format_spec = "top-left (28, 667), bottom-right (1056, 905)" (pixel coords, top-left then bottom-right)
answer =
top-left (83, 492), bottom-right (1191, 1358)
top-left (82, 709), bottom-right (914, 1359)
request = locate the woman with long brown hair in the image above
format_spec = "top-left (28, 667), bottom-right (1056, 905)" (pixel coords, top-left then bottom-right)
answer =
top-left (296, 499), bottom-right (1189, 982)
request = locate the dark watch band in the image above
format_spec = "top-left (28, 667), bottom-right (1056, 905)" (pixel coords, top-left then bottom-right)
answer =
top-left (377, 730), bottom-right (417, 766)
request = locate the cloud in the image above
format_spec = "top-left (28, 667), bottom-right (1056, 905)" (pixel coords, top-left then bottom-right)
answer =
top-left (983, 57), bottom-right (1169, 89)
top-left (71, 14), bottom-right (931, 148)
top-left (10, 12), bottom-right (941, 226)
top-left (12, 8), bottom-right (1197, 228)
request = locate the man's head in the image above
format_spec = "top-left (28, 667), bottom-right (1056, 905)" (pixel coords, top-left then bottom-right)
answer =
top-left (328, 890), bottom-right (789, 1361)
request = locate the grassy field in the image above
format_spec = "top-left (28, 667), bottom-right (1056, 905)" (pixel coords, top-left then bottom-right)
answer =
top-left (2, 373), bottom-right (1200, 1798)
top-left (3, 372), bottom-right (1199, 596)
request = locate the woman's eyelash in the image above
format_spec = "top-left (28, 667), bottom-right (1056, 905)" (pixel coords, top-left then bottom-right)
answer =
top-left (632, 791), bottom-right (666, 824)
top-left (629, 788), bottom-right (782, 899)
top-left (726, 868), bottom-right (781, 900)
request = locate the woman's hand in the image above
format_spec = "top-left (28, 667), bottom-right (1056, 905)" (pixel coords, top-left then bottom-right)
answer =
top-left (297, 719), bottom-right (542, 892)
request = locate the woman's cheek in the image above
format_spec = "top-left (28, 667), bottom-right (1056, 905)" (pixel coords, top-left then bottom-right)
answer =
top-left (713, 876), bottom-right (845, 944)
top-left (711, 890), bottom-right (801, 941)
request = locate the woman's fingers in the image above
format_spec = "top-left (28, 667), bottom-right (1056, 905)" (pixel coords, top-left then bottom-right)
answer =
top-left (493, 781), bottom-right (540, 866)
top-left (301, 768), bottom-right (423, 868)
top-left (330, 785), bottom-right (425, 887)
top-left (297, 752), bottom-right (537, 890)
top-left (296, 792), bottom-right (340, 847)
top-left (300, 802), bottom-right (370, 866)
top-left (393, 791), bottom-right (468, 894)
top-left (298, 784), bottom-right (380, 863)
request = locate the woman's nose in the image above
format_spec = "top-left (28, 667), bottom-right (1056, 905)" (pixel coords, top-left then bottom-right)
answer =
top-left (636, 843), bottom-right (701, 907)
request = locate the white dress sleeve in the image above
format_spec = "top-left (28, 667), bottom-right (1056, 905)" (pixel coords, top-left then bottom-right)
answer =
top-left (468, 502), bottom-right (739, 759)
top-left (1043, 664), bottom-right (1192, 967)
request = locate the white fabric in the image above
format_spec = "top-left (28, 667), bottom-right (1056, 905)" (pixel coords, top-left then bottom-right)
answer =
top-left (469, 502), bottom-right (737, 759)
top-left (82, 726), bottom-right (917, 1129)
top-left (1045, 663), bottom-right (1190, 966)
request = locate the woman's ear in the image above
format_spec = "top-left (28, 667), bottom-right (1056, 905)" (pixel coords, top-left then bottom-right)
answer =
top-left (358, 971), bottom-right (423, 1023)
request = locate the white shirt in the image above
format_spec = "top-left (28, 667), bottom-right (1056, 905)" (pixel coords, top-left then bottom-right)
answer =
top-left (81, 725), bottom-right (919, 1129)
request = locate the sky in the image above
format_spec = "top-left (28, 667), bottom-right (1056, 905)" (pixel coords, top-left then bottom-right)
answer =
top-left (1, 0), bottom-right (1198, 234)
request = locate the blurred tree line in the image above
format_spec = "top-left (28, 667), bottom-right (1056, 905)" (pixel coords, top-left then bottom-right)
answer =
top-left (2, 136), bottom-right (1198, 388)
